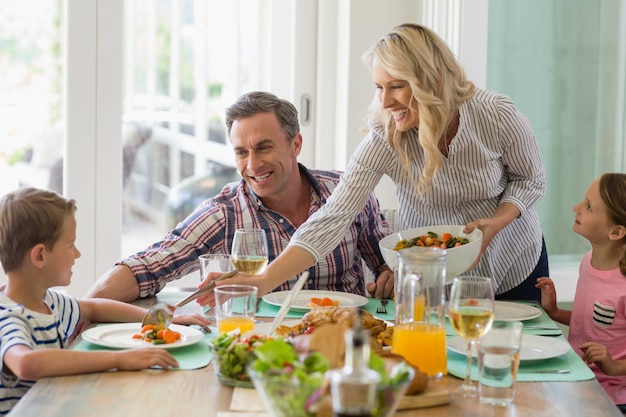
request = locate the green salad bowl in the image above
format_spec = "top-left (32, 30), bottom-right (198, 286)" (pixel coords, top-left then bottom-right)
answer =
top-left (249, 366), bottom-right (415, 417)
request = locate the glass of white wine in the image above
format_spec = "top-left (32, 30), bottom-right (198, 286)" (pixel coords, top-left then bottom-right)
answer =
top-left (231, 228), bottom-right (269, 274)
top-left (448, 276), bottom-right (495, 397)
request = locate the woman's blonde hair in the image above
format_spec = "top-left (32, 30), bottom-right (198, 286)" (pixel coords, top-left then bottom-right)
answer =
top-left (363, 23), bottom-right (475, 193)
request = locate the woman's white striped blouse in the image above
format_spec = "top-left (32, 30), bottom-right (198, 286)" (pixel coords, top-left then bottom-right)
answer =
top-left (290, 88), bottom-right (546, 294)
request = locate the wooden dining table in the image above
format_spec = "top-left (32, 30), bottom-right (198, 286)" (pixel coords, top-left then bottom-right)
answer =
top-left (8, 292), bottom-right (623, 417)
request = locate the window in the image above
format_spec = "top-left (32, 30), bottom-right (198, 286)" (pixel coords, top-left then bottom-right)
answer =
top-left (0, 0), bottom-right (65, 284)
top-left (0, 1), bottom-right (65, 195)
top-left (487, 1), bottom-right (626, 264)
top-left (121, 0), bottom-right (264, 254)
top-left (60, 0), bottom-right (311, 296)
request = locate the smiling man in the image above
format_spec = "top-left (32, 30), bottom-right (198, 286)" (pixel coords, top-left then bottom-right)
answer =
top-left (86, 91), bottom-right (394, 302)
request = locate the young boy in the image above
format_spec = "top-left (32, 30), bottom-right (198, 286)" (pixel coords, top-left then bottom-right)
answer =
top-left (0, 187), bottom-right (210, 413)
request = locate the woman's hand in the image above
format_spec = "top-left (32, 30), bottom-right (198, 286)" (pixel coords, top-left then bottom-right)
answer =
top-left (462, 218), bottom-right (496, 270)
top-left (464, 202), bottom-right (522, 269)
top-left (196, 271), bottom-right (273, 307)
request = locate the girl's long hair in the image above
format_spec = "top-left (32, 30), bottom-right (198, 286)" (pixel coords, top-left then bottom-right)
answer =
top-left (599, 173), bottom-right (626, 276)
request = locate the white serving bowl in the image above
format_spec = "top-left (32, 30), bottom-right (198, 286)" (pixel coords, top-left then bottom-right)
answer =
top-left (379, 225), bottom-right (483, 283)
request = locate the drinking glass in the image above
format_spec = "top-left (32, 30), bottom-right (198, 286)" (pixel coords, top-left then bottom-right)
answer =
top-left (478, 321), bottom-right (523, 406)
top-left (214, 284), bottom-right (258, 334)
top-left (448, 276), bottom-right (495, 397)
top-left (231, 229), bottom-right (269, 274)
top-left (198, 254), bottom-right (232, 283)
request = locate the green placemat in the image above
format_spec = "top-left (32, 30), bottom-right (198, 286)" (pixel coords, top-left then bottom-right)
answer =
top-left (520, 303), bottom-right (563, 336)
top-left (74, 328), bottom-right (215, 370)
top-left (446, 338), bottom-right (595, 382)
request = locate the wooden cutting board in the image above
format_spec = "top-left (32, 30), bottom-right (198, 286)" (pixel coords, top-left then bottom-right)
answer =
top-left (397, 385), bottom-right (451, 410)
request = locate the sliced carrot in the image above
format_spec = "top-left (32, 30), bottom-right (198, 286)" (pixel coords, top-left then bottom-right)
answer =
top-left (163, 330), bottom-right (179, 344)
top-left (310, 297), bottom-right (322, 305)
top-left (441, 233), bottom-right (453, 243)
top-left (141, 324), bottom-right (156, 333)
top-left (131, 333), bottom-right (143, 339)
top-left (320, 297), bottom-right (339, 307)
top-left (156, 329), bottom-right (167, 339)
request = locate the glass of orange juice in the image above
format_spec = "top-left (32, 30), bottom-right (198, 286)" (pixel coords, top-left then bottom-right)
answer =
top-left (214, 285), bottom-right (258, 334)
top-left (392, 246), bottom-right (447, 378)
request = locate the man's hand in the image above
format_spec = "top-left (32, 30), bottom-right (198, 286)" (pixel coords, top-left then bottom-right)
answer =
top-left (366, 267), bottom-right (394, 299)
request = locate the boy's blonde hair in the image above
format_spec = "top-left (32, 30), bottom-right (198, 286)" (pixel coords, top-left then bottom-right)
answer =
top-left (362, 23), bottom-right (475, 194)
top-left (0, 187), bottom-right (77, 272)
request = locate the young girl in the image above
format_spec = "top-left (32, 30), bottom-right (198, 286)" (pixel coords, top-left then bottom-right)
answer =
top-left (536, 173), bottom-right (626, 413)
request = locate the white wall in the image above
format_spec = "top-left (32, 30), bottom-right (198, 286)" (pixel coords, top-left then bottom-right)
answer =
top-left (315, 0), bottom-right (422, 210)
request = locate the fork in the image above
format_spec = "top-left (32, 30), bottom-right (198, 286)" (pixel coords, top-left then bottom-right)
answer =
top-left (377, 299), bottom-right (389, 314)
top-left (519, 369), bottom-right (570, 374)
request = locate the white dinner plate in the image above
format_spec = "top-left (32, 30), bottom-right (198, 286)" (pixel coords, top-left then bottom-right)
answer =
top-left (447, 334), bottom-right (570, 361)
top-left (245, 319), bottom-right (302, 336)
top-left (262, 290), bottom-right (368, 312)
top-left (81, 323), bottom-right (204, 349)
top-left (495, 301), bottom-right (542, 321)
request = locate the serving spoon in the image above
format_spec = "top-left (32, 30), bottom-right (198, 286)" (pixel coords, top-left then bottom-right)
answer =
top-left (141, 269), bottom-right (238, 329)
top-left (266, 271), bottom-right (310, 336)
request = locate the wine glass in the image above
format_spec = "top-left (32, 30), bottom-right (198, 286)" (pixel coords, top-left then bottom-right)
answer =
top-left (448, 276), bottom-right (495, 397)
top-left (231, 228), bottom-right (269, 274)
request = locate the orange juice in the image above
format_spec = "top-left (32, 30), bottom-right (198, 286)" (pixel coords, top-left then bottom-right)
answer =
top-left (217, 317), bottom-right (254, 334)
top-left (391, 323), bottom-right (447, 377)
top-left (413, 294), bottom-right (425, 321)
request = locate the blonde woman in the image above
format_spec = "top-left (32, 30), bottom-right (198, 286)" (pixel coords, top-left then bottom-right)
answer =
top-left (200, 23), bottom-right (548, 305)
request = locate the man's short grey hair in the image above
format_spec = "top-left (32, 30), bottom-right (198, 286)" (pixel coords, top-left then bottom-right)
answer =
top-left (225, 91), bottom-right (300, 141)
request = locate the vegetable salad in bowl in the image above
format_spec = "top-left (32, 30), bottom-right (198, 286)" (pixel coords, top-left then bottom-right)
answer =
top-left (248, 339), bottom-right (414, 417)
top-left (209, 332), bottom-right (273, 387)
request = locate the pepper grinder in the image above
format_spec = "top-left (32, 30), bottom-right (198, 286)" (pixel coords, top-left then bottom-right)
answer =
top-left (330, 309), bottom-right (381, 417)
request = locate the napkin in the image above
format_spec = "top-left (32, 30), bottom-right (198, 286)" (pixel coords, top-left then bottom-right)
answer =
top-left (73, 329), bottom-right (216, 370)
top-left (230, 387), bottom-right (266, 412)
top-left (446, 339), bottom-right (595, 382)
